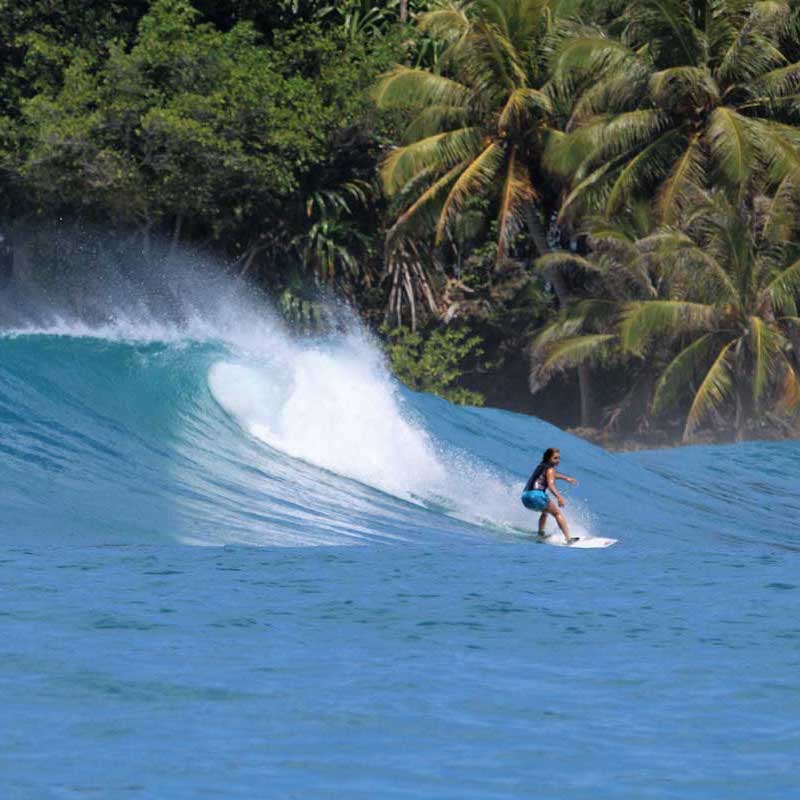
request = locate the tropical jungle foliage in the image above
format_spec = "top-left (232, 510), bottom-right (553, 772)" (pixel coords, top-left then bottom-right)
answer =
top-left (2, 0), bottom-right (800, 443)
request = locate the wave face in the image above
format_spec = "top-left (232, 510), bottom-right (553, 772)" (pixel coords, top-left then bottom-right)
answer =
top-left (2, 310), bottom-right (798, 551)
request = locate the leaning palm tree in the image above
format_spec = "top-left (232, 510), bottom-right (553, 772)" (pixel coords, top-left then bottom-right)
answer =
top-left (374, 0), bottom-right (570, 264)
top-left (532, 192), bottom-right (800, 440)
top-left (546, 0), bottom-right (800, 223)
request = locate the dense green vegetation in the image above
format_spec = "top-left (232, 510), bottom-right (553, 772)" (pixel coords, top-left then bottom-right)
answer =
top-left (384, 323), bottom-right (486, 404)
top-left (3, 0), bottom-right (800, 444)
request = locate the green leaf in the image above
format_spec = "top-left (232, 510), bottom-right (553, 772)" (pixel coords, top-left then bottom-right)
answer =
top-left (763, 256), bottom-right (800, 315)
top-left (373, 67), bottom-right (470, 110)
top-left (652, 332), bottom-right (729, 415)
top-left (683, 339), bottom-right (737, 440)
top-left (380, 127), bottom-right (483, 195)
top-left (436, 141), bottom-right (504, 243)
top-left (619, 300), bottom-right (714, 354)
top-left (496, 146), bottom-right (535, 261)
top-left (708, 107), bottom-right (755, 192)
top-left (657, 133), bottom-right (705, 224)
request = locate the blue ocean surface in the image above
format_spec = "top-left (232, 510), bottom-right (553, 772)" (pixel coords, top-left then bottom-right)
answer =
top-left (1, 276), bottom-right (799, 798)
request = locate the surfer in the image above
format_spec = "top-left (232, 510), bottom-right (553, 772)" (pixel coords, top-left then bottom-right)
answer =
top-left (521, 447), bottom-right (578, 543)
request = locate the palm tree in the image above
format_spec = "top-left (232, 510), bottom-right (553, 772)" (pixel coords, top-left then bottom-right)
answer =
top-left (532, 192), bottom-right (800, 440)
top-left (374, 0), bottom-right (567, 263)
top-left (547, 0), bottom-right (800, 223)
top-left (624, 192), bottom-right (800, 440)
top-left (374, 0), bottom-right (604, 418)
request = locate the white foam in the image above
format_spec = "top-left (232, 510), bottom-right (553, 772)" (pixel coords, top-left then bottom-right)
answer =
top-left (208, 336), bottom-right (448, 500)
top-left (207, 333), bottom-right (595, 539)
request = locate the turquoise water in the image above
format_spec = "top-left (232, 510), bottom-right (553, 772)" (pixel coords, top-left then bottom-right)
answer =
top-left (1, 301), bottom-right (799, 797)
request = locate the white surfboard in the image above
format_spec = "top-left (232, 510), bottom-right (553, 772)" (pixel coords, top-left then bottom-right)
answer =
top-left (536, 533), bottom-right (617, 548)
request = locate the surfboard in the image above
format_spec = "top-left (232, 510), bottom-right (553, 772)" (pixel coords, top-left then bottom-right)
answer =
top-left (536, 533), bottom-right (617, 548)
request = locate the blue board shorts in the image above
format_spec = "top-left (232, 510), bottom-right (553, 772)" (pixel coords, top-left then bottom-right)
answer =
top-left (521, 490), bottom-right (550, 512)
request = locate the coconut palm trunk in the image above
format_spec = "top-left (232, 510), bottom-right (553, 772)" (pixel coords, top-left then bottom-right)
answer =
top-left (733, 348), bottom-right (752, 442)
top-left (524, 204), bottom-right (595, 427)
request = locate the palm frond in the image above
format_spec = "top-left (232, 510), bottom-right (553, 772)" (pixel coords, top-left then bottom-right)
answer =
top-left (651, 332), bottom-right (729, 415)
top-left (543, 116), bottom-right (610, 177)
top-left (708, 106), bottom-right (755, 190)
top-left (748, 315), bottom-right (784, 407)
top-left (750, 1), bottom-right (792, 34)
top-left (496, 146), bottom-right (535, 261)
top-left (752, 119), bottom-right (800, 184)
top-left (531, 314), bottom-right (588, 351)
top-left (436, 141), bottom-right (504, 243)
top-left (418, 6), bottom-right (471, 41)
top-left (632, 227), bottom-right (740, 300)
top-left (605, 127), bottom-right (685, 215)
top-left (467, 21), bottom-right (528, 92)
top-left (567, 67), bottom-right (649, 126)
top-left (648, 66), bottom-right (720, 109)
top-left (557, 157), bottom-right (619, 221)
top-left (387, 160), bottom-right (468, 240)
top-left (404, 105), bottom-right (469, 141)
top-left (749, 61), bottom-right (800, 104)
top-left (534, 251), bottom-right (603, 275)
top-left (715, 18), bottom-right (785, 87)
top-left (625, 0), bottom-right (702, 67)
top-left (557, 156), bottom-right (622, 221)
top-left (683, 339), bottom-right (736, 440)
top-left (381, 127), bottom-right (482, 195)
top-left (498, 87), bottom-right (553, 131)
top-left (656, 133), bottom-right (706, 224)
top-left (542, 334), bottom-right (617, 371)
top-left (374, 67), bottom-right (470, 110)
top-left (707, 2), bottom-right (738, 63)
top-left (776, 353), bottom-right (800, 409)
top-left (619, 300), bottom-right (714, 354)
top-left (707, 107), bottom-right (755, 192)
top-left (569, 298), bottom-right (621, 325)
top-left (530, 333), bottom-right (616, 392)
top-left (762, 170), bottom-right (800, 241)
top-left (590, 109), bottom-right (670, 164)
top-left (763, 255), bottom-right (800, 315)
top-left (550, 35), bottom-right (634, 78)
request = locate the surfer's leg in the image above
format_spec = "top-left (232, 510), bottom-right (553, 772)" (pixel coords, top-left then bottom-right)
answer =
top-left (537, 512), bottom-right (547, 536)
top-left (546, 500), bottom-right (572, 542)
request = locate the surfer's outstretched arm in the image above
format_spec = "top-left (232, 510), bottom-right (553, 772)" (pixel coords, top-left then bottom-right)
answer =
top-left (554, 471), bottom-right (578, 486)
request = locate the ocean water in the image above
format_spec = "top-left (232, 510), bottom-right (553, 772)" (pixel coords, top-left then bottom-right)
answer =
top-left (1, 260), bottom-right (800, 798)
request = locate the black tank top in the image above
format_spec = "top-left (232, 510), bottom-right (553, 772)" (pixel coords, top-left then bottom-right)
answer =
top-left (524, 460), bottom-right (553, 493)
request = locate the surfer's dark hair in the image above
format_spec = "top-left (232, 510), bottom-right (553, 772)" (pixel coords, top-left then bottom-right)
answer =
top-left (543, 447), bottom-right (558, 462)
